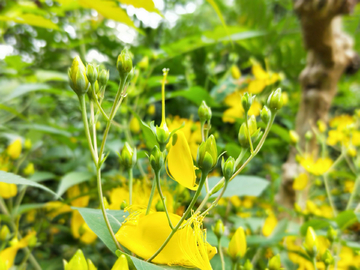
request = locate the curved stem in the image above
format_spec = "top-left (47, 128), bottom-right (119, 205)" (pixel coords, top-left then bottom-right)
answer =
top-left (155, 171), bottom-right (174, 229)
top-left (146, 180), bottom-right (156, 215)
top-left (245, 112), bottom-right (254, 153)
top-left (90, 100), bottom-right (98, 157)
top-left (94, 97), bottom-right (109, 121)
top-left (347, 175), bottom-right (360, 210)
top-left (218, 239), bottom-right (225, 270)
top-left (147, 172), bottom-right (208, 262)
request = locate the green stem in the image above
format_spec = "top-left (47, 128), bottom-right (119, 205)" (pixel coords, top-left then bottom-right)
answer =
top-left (312, 257), bottom-right (318, 270)
top-left (90, 100), bottom-right (98, 157)
top-left (155, 171), bottom-right (174, 229)
top-left (218, 239), bottom-right (225, 270)
top-left (146, 180), bottom-right (156, 215)
top-left (245, 112), bottom-right (254, 153)
top-left (232, 262), bottom-right (237, 270)
top-left (347, 175), bottom-right (360, 210)
top-left (147, 172), bottom-right (208, 262)
top-left (94, 96), bottom-right (109, 121)
top-left (128, 169), bottom-right (133, 205)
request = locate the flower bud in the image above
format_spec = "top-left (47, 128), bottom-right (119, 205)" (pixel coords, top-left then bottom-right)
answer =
top-left (221, 156), bottom-right (235, 181)
top-left (196, 135), bottom-right (218, 172)
top-left (86, 63), bottom-right (98, 85)
top-left (238, 123), bottom-right (249, 148)
top-left (261, 106), bottom-right (271, 125)
top-left (268, 254), bottom-right (281, 270)
top-left (7, 138), bottom-right (22, 159)
top-left (304, 226), bottom-right (318, 257)
top-left (243, 259), bottom-right (253, 270)
top-left (120, 201), bottom-right (128, 210)
top-left (241, 93), bottom-right (254, 113)
top-left (24, 139), bottom-right (32, 150)
top-left (155, 124), bottom-right (170, 151)
top-left (248, 115), bottom-right (257, 135)
top-left (0, 225), bottom-right (10, 241)
top-left (138, 56), bottom-right (149, 70)
top-left (68, 56), bottom-right (89, 96)
top-left (120, 142), bottom-right (137, 170)
top-left (213, 219), bottom-right (225, 239)
top-left (198, 101), bottom-right (212, 123)
top-left (111, 254), bottom-right (129, 270)
top-left (317, 120), bottom-right (326, 133)
top-left (322, 250), bottom-right (334, 267)
top-left (231, 65), bottom-right (241, 79)
top-left (289, 130), bottom-right (299, 144)
top-left (65, 250), bottom-right (88, 270)
top-left (210, 181), bottom-right (225, 195)
top-left (87, 259), bottom-right (97, 270)
top-left (117, 48), bottom-right (133, 78)
top-left (305, 131), bottom-right (313, 141)
top-left (129, 117), bottom-right (140, 134)
top-left (98, 69), bottom-right (109, 87)
top-left (327, 226), bottom-right (337, 243)
top-left (155, 200), bottom-right (165, 211)
top-left (347, 146), bottom-right (357, 157)
top-left (228, 226), bottom-right (247, 260)
top-left (149, 145), bottom-right (164, 173)
top-left (267, 88), bottom-right (283, 113)
top-left (24, 163), bottom-right (35, 175)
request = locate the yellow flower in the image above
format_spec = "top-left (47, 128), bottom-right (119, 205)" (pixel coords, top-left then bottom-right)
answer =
top-left (0, 182), bottom-right (17, 199)
top-left (222, 91), bottom-right (261, 123)
top-left (115, 210), bottom-right (216, 269)
top-left (129, 117), bottom-right (140, 134)
top-left (71, 211), bottom-right (97, 244)
top-left (306, 200), bottom-right (321, 216)
top-left (0, 231), bottom-right (36, 269)
top-left (65, 249), bottom-right (88, 270)
top-left (147, 104), bottom-right (156, 116)
top-left (231, 65), bottom-right (241, 79)
top-left (299, 156), bottom-right (333, 176)
top-left (111, 254), bottom-right (128, 270)
top-left (228, 227), bottom-right (247, 260)
top-left (23, 163), bottom-right (35, 175)
top-left (68, 185), bottom-right (90, 208)
top-left (293, 173), bottom-right (309, 191)
top-left (262, 214), bottom-right (277, 237)
top-left (248, 63), bottom-right (280, 94)
top-left (167, 131), bottom-right (197, 190)
top-left (345, 180), bottom-right (355, 193)
top-left (45, 201), bottom-right (72, 219)
top-left (6, 138), bottom-right (22, 160)
top-left (88, 259), bottom-right (97, 270)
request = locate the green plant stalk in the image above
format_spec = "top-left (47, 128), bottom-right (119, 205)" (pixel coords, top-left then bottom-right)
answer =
top-left (0, 197), bottom-right (42, 270)
top-left (200, 181), bottom-right (229, 217)
top-left (147, 172), bottom-right (208, 262)
top-left (218, 238), bottom-right (225, 270)
top-left (200, 121), bottom-right (210, 193)
top-left (346, 175), bottom-right (360, 210)
top-left (128, 169), bottom-right (133, 205)
top-left (232, 262), bottom-right (237, 270)
top-left (90, 100), bottom-right (98, 157)
top-left (79, 94), bottom-right (122, 251)
top-left (197, 115), bottom-right (275, 214)
top-left (146, 180), bottom-right (157, 215)
top-left (245, 111), bottom-right (254, 153)
top-left (155, 171), bottom-right (174, 229)
top-left (312, 258), bottom-right (318, 270)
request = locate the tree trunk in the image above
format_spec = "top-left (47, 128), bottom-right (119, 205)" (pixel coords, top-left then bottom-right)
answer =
top-left (278, 0), bottom-right (360, 210)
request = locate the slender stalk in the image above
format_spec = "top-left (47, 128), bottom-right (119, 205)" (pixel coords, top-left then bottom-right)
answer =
top-left (155, 171), bottom-right (174, 229)
top-left (232, 262), bottom-right (237, 270)
top-left (200, 181), bottom-right (228, 217)
top-left (146, 180), bottom-right (157, 215)
top-left (147, 172), bottom-right (208, 262)
top-left (90, 100), bottom-right (98, 157)
top-left (245, 112), bottom-right (254, 153)
top-left (218, 238), bottom-right (225, 270)
top-left (346, 175), bottom-right (360, 210)
top-left (128, 169), bottom-right (133, 205)
top-left (312, 258), bottom-right (318, 270)
top-left (94, 96), bottom-right (109, 121)
top-left (200, 122), bottom-right (210, 193)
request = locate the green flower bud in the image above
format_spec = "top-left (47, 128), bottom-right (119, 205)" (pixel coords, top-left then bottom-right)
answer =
top-left (289, 130), bottom-right (299, 144)
top-left (327, 227), bottom-right (337, 243)
top-left (155, 125), bottom-right (170, 151)
top-left (261, 106), bottom-right (271, 124)
top-left (322, 250), bottom-right (334, 267)
top-left (149, 145), bottom-right (164, 173)
top-left (68, 56), bottom-right (89, 96)
top-left (304, 226), bottom-right (318, 257)
top-left (241, 93), bottom-right (255, 112)
top-left (117, 48), bottom-right (133, 78)
top-left (243, 259), bottom-right (253, 270)
top-left (305, 131), bottom-right (313, 141)
top-left (98, 69), bottom-right (109, 87)
top-left (0, 225), bottom-right (10, 241)
top-left (210, 181), bottom-right (225, 195)
top-left (196, 135), bottom-right (218, 172)
top-left (120, 142), bottom-right (137, 170)
top-left (268, 254), bottom-right (281, 270)
top-left (221, 156), bottom-right (235, 181)
top-left (127, 68), bottom-right (135, 83)
top-left (120, 201), bottom-right (128, 210)
top-left (267, 88), bottom-right (283, 113)
top-left (155, 200), bottom-right (165, 212)
top-left (238, 123), bottom-right (249, 148)
top-left (65, 250), bottom-right (88, 270)
top-left (86, 63), bottom-right (98, 85)
top-left (248, 115), bottom-right (257, 135)
top-left (198, 101), bottom-right (212, 123)
top-left (213, 219), bottom-right (225, 239)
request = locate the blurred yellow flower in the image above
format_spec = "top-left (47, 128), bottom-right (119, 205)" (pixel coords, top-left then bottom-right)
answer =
top-left (115, 210), bottom-right (216, 269)
top-left (228, 226), bottom-right (247, 260)
top-left (129, 117), bottom-right (140, 134)
top-left (6, 139), bottom-right (22, 160)
top-left (147, 104), bottom-right (156, 115)
top-left (248, 64), bottom-right (280, 94)
top-left (23, 163), bottom-right (35, 175)
top-left (71, 211), bottom-right (97, 244)
top-left (299, 156), bottom-right (333, 176)
top-left (293, 173), bottom-right (309, 191)
top-left (345, 180), bottom-right (354, 193)
top-left (262, 213), bottom-right (277, 237)
top-left (0, 183), bottom-right (17, 199)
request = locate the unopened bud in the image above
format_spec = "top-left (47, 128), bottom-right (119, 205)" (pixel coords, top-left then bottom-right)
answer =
top-left (305, 131), bottom-right (313, 141)
top-left (120, 142), bottom-right (137, 170)
top-left (138, 56), bottom-right (149, 70)
top-left (317, 120), bottom-right (326, 133)
top-left (155, 200), bottom-right (165, 211)
top-left (88, 259), bottom-right (97, 270)
top-left (111, 254), bottom-right (129, 270)
top-left (196, 135), bottom-right (218, 172)
top-left (198, 101), bottom-right (212, 123)
top-left (0, 225), bottom-right (10, 241)
top-left (238, 123), bottom-right (250, 148)
top-left (327, 227), bottom-right (337, 243)
top-left (231, 65), bottom-right (241, 79)
top-left (155, 124), bottom-right (170, 152)
top-left (68, 56), bottom-right (89, 96)
top-left (267, 88), bottom-right (283, 113)
top-left (86, 63), bottom-right (98, 84)
top-left (241, 93), bottom-right (254, 113)
top-left (98, 69), bottom-right (109, 87)
top-left (221, 156), bottom-right (235, 181)
top-left (304, 226), bottom-right (318, 257)
top-left (65, 250), bottom-right (87, 270)
top-left (117, 48), bottom-right (133, 78)
top-left (228, 226), bottom-right (247, 260)
top-left (149, 145), bottom-right (164, 173)
top-left (268, 254), bottom-right (281, 270)
top-left (322, 250), bottom-right (334, 266)
top-left (289, 130), bottom-right (299, 144)
top-left (213, 219), bottom-right (225, 239)
top-left (243, 259), bottom-right (253, 270)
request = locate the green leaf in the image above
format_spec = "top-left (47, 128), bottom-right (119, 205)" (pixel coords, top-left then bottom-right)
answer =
top-left (29, 171), bottom-right (56, 183)
top-left (117, 0), bottom-right (162, 15)
top-left (225, 143), bottom-right (242, 158)
top-left (0, 171), bottom-right (58, 198)
top-left (72, 207), bottom-right (128, 254)
top-left (14, 203), bottom-right (46, 215)
top-left (35, 70), bottom-right (68, 82)
top-left (19, 124), bottom-right (72, 137)
top-left (300, 219), bottom-right (333, 236)
top-left (336, 210), bottom-right (357, 231)
top-left (56, 171), bottom-right (93, 198)
top-left (0, 14), bottom-right (59, 30)
top-left (0, 104), bottom-right (28, 121)
top-left (202, 175), bottom-right (269, 199)
top-left (3, 83), bottom-right (51, 102)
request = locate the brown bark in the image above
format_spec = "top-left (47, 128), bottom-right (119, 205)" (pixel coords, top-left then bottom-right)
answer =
top-left (278, 0), bottom-right (360, 210)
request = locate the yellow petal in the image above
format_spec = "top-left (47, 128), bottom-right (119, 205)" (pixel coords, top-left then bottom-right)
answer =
top-left (0, 183), bottom-right (17, 199)
top-left (262, 214), bottom-right (277, 237)
top-left (167, 131), bottom-right (197, 190)
top-left (68, 185), bottom-right (90, 207)
top-left (248, 79), bottom-right (266, 94)
top-left (0, 246), bottom-right (19, 269)
top-left (6, 139), bottom-right (22, 160)
top-left (293, 173), bottom-right (308, 191)
top-left (228, 227), bottom-right (247, 259)
top-left (252, 64), bottom-right (269, 80)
